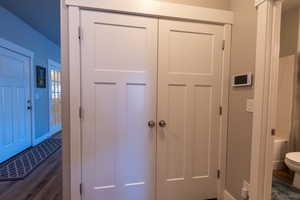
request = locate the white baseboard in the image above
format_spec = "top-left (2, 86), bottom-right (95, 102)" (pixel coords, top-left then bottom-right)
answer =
top-left (48, 127), bottom-right (62, 137)
top-left (33, 133), bottom-right (51, 146)
top-left (224, 190), bottom-right (237, 200)
top-left (32, 128), bottom-right (62, 146)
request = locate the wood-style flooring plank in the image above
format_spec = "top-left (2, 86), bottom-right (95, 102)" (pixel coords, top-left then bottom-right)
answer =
top-left (0, 150), bottom-right (62, 200)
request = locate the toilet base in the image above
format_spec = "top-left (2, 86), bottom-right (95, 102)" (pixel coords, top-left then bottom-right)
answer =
top-left (294, 173), bottom-right (300, 189)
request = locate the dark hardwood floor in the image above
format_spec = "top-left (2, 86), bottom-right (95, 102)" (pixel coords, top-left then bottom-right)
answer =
top-left (0, 150), bottom-right (62, 200)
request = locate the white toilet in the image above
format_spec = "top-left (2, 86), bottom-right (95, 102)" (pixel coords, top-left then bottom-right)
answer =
top-left (285, 152), bottom-right (300, 189)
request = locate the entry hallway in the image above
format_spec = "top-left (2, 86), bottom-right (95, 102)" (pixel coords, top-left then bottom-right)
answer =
top-left (0, 150), bottom-right (62, 200)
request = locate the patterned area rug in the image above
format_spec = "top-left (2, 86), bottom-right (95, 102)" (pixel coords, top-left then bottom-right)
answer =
top-left (0, 137), bottom-right (61, 181)
top-left (272, 177), bottom-right (300, 200)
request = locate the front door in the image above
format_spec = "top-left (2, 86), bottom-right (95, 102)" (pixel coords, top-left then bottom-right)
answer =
top-left (0, 43), bottom-right (32, 163)
top-left (48, 60), bottom-right (62, 135)
top-left (157, 19), bottom-right (224, 200)
top-left (81, 11), bottom-right (158, 200)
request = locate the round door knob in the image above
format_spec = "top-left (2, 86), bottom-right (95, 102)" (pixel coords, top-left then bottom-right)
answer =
top-left (148, 120), bottom-right (156, 128)
top-left (159, 120), bottom-right (167, 127)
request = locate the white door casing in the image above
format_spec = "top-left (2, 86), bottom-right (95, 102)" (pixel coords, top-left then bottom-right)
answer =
top-left (157, 19), bottom-right (224, 200)
top-left (0, 41), bottom-right (32, 163)
top-left (80, 11), bottom-right (157, 200)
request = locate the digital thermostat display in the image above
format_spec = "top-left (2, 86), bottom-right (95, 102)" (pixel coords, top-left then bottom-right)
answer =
top-left (232, 73), bottom-right (252, 87)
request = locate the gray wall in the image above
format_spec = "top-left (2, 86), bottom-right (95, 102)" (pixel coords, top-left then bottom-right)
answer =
top-left (226, 0), bottom-right (257, 199)
top-left (280, 8), bottom-right (299, 57)
top-left (156, 0), bottom-right (230, 10)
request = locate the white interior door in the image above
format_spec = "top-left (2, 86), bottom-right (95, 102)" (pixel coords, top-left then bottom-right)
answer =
top-left (81, 11), bottom-right (157, 200)
top-left (157, 19), bottom-right (224, 200)
top-left (0, 44), bottom-right (32, 163)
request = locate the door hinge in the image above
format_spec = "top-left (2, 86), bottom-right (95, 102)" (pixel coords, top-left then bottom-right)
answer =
top-left (271, 129), bottom-right (276, 136)
top-left (217, 169), bottom-right (221, 179)
top-left (80, 183), bottom-right (83, 195)
top-left (219, 106), bottom-right (223, 115)
top-left (222, 40), bottom-right (225, 50)
top-left (79, 106), bottom-right (83, 119)
top-left (78, 26), bottom-right (83, 40)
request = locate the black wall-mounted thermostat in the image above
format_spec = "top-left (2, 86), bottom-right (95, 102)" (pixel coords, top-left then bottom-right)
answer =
top-left (232, 73), bottom-right (252, 87)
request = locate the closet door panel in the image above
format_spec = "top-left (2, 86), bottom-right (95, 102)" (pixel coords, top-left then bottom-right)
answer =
top-left (81, 10), bottom-right (157, 200)
top-left (157, 19), bottom-right (224, 200)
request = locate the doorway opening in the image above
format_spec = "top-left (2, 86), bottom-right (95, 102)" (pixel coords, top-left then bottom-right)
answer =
top-left (271, 1), bottom-right (300, 199)
top-left (251, 0), bottom-right (300, 199)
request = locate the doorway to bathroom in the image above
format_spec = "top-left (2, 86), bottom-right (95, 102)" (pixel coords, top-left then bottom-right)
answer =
top-left (271, 1), bottom-right (300, 199)
top-left (252, 0), bottom-right (300, 199)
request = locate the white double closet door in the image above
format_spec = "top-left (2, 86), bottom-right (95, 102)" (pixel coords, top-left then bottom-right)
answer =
top-left (81, 10), bottom-right (224, 200)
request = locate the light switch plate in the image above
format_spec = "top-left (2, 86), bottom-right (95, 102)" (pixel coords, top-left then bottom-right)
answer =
top-left (246, 99), bottom-right (254, 113)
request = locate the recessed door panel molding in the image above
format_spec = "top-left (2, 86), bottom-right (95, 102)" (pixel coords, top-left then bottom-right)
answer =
top-left (157, 19), bottom-right (223, 200)
top-left (81, 10), bottom-right (157, 200)
top-left (166, 85), bottom-right (187, 181)
top-left (192, 85), bottom-right (213, 178)
top-left (95, 23), bottom-right (147, 71)
top-left (169, 30), bottom-right (214, 74)
top-left (94, 83), bottom-right (118, 189)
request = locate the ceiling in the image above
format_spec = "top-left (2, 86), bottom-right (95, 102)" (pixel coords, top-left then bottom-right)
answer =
top-left (283, 0), bottom-right (300, 11)
top-left (0, 0), bottom-right (298, 45)
top-left (0, 0), bottom-right (60, 45)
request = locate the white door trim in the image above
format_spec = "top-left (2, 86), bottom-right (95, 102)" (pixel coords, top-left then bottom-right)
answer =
top-left (64, 4), bottom-right (232, 200)
top-left (250, 0), bottom-right (283, 200)
top-left (218, 24), bottom-right (232, 200)
top-left (0, 38), bottom-right (35, 146)
top-left (48, 59), bottom-right (62, 136)
top-left (224, 190), bottom-right (237, 200)
top-left (67, 6), bottom-right (82, 200)
top-left (65, 0), bottom-right (234, 25)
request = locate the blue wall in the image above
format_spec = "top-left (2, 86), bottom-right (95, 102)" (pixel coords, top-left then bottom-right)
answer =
top-left (0, 6), bottom-right (60, 141)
